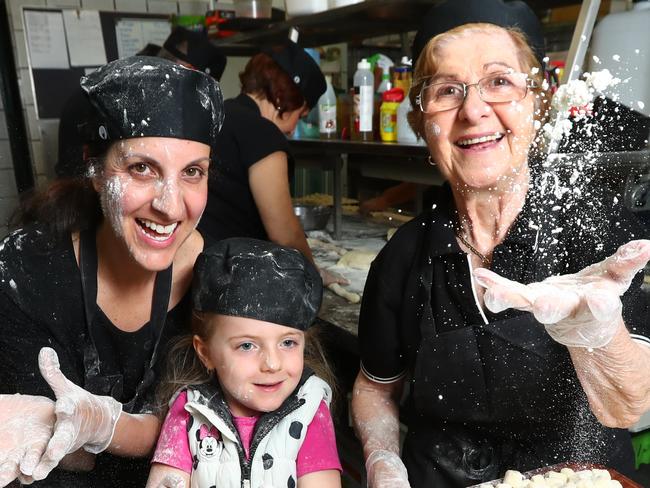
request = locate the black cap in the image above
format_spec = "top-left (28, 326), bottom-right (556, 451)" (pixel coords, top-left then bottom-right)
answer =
top-left (79, 56), bottom-right (224, 147)
top-left (164, 27), bottom-right (227, 80)
top-left (412, 0), bottom-right (545, 65)
top-left (192, 238), bottom-right (323, 330)
top-left (264, 42), bottom-right (326, 109)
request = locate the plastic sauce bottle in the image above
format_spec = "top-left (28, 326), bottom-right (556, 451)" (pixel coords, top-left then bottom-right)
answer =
top-left (393, 56), bottom-right (413, 95)
top-left (318, 75), bottom-right (337, 139)
top-left (380, 87), bottom-right (404, 142)
top-left (352, 58), bottom-right (374, 141)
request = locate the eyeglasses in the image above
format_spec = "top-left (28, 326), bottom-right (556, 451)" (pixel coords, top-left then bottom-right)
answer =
top-left (416, 71), bottom-right (536, 114)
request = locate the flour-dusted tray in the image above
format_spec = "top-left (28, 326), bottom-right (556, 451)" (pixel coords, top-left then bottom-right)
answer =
top-left (466, 462), bottom-right (642, 488)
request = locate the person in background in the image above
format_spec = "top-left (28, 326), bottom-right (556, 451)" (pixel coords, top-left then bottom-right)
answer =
top-left (55, 26), bottom-right (226, 179)
top-left (0, 55), bottom-right (224, 487)
top-left (198, 41), bottom-right (344, 286)
top-left (145, 238), bottom-right (341, 488)
top-left (350, 0), bottom-right (650, 487)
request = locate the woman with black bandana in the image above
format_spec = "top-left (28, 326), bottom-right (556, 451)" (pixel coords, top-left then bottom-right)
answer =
top-left (198, 41), bottom-right (345, 287)
top-left (0, 56), bottom-right (224, 487)
top-left (350, 1), bottom-right (650, 487)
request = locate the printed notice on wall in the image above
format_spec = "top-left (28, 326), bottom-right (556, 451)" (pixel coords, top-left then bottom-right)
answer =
top-left (24, 10), bottom-right (70, 69)
top-left (62, 10), bottom-right (107, 67)
top-left (115, 19), bottom-right (170, 59)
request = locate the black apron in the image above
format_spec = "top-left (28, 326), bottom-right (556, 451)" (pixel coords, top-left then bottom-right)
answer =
top-left (79, 228), bottom-right (172, 412)
top-left (400, 220), bottom-right (636, 488)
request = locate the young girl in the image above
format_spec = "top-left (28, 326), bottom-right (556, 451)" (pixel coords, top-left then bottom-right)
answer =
top-left (146, 238), bottom-right (342, 488)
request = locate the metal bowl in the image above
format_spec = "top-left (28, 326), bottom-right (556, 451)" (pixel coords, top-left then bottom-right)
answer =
top-left (293, 204), bottom-right (332, 231)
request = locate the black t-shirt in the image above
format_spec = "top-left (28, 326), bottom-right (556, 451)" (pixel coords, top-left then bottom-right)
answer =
top-left (359, 174), bottom-right (650, 481)
top-left (0, 225), bottom-right (192, 487)
top-left (199, 94), bottom-right (291, 242)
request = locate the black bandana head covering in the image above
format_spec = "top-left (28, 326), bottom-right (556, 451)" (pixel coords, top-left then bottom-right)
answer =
top-left (192, 238), bottom-right (323, 330)
top-left (79, 56), bottom-right (224, 147)
top-left (412, 0), bottom-right (546, 66)
top-left (264, 41), bottom-right (326, 109)
top-left (163, 27), bottom-right (227, 80)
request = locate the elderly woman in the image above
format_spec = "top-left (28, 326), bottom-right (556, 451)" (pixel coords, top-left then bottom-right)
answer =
top-left (0, 56), bottom-right (223, 487)
top-left (350, 1), bottom-right (650, 487)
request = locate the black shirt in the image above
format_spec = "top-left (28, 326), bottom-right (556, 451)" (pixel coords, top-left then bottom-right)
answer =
top-left (359, 174), bottom-right (649, 484)
top-left (199, 94), bottom-right (291, 242)
top-left (0, 225), bottom-right (191, 487)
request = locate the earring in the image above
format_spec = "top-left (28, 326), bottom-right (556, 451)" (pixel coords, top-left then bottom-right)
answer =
top-left (427, 155), bottom-right (435, 166)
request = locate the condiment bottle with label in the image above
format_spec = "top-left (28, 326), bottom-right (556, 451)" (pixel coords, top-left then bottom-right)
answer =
top-left (380, 87), bottom-right (404, 142)
top-left (318, 75), bottom-right (337, 139)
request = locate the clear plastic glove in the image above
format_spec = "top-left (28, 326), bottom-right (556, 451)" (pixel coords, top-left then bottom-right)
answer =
top-left (474, 239), bottom-right (650, 349)
top-left (365, 450), bottom-right (411, 488)
top-left (32, 347), bottom-right (122, 480)
top-left (0, 394), bottom-right (55, 487)
top-left (156, 474), bottom-right (187, 488)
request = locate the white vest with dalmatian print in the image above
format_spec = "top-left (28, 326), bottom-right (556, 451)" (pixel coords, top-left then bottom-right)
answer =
top-left (185, 374), bottom-right (331, 488)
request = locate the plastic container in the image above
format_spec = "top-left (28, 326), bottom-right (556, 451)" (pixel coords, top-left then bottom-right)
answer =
top-left (352, 58), bottom-right (374, 141)
top-left (233, 0), bottom-right (272, 18)
top-left (588, 1), bottom-right (650, 118)
top-left (318, 75), bottom-right (337, 139)
top-left (393, 56), bottom-right (413, 96)
top-left (397, 91), bottom-right (419, 144)
top-left (380, 88), bottom-right (404, 142)
top-left (285, 0), bottom-right (328, 16)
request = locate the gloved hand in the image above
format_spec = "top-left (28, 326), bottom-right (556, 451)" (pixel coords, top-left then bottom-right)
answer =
top-left (474, 239), bottom-right (650, 349)
top-left (319, 267), bottom-right (350, 287)
top-left (0, 394), bottom-right (55, 487)
top-left (32, 347), bottom-right (122, 480)
top-left (365, 450), bottom-right (411, 488)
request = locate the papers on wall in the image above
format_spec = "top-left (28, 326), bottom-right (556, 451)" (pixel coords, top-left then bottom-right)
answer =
top-left (115, 18), bottom-right (171, 59)
top-left (62, 10), bottom-right (107, 67)
top-left (24, 10), bottom-right (69, 69)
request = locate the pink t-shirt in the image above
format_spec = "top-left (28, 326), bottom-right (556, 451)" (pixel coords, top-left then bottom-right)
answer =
top-left (152, 391), bottom-right (342, 478)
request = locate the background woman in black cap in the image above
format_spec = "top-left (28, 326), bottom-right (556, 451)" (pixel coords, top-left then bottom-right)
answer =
top-left (350, 1), bottom-right (650, 487)
top-left (197, 42), bottom-right (344, 286)
top-left (0, 55), bottom-right (223, 487)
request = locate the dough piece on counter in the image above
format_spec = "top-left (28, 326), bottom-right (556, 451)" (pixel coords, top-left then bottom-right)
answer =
top-left (328, 283), bottom-right (361, 304)
top-left (307, 238), bottom-right (347, 256)
top-left (504, 470), bottom-right (525, 487)
top-left (337, 250), bottom-right (378, 270)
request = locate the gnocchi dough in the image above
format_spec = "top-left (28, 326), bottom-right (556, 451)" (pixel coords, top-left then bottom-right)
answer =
top-left (476, 468), bottom-right (623, 488)
top-left (336, 250), bottom-right (378, 271)
top-left (328, 283), bottom-right (361, 304)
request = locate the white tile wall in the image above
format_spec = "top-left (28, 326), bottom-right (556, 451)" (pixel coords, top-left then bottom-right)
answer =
top-left (178, 1), bottom-right (207, 15)
top-left (46, 0), bottom-right (81, 7)
top-left (0, 196), bottom-right (19, 235)
top-left (80, 0), bottom-right (114, 9)
top-left (8, 0), bottom-right (47, 30)
top-left (115, 0), bottom-right (146, 12)
top-left (147, 0), bottom-right (177, 14)
top-left (0, 115), bottom-right (8, 140)
top-left (0, 169), bottom-right (18, 196)
top-left (0, 141), bottom-right (13, 170)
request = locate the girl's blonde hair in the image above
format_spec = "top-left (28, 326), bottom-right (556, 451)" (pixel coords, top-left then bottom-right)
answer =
top-left (408, 23), bottom-right (550, 140)
top-left (156, 311), bottom-right (337, 415)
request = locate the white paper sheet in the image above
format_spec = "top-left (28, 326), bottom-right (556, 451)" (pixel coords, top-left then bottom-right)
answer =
top-left (115, 18), bottom-right (170, 59)
top-left (62, 10), bottom-right (107, 67)
top-left (24, 10), bottom-right (69, 69)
